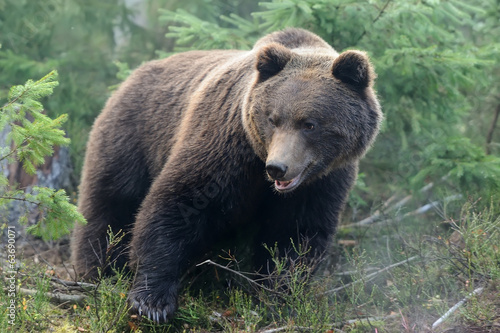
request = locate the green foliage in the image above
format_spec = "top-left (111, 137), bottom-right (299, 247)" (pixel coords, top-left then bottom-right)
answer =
top-left (0, 265), bottom-right (54, 331)
top-left (159, 8), bottom-right (261, 50)
top-left (0, 71), bottom-right (86, 240)
top-left (1, 71), bottom-right (66, 172)
top-left (74, 271), bottom-right (131, 332)
top-left (23, 187), bottom-right (86, 240)
top-left (412, 136), bottom-right (500, 195)
top-left (16, 272), bottom-right (52, 330)
top-left (258, 243), bottom-right (333, 329)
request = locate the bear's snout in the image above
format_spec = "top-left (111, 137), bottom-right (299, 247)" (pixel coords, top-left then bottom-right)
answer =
top-left (265, 130), bottom-right (311, 193)
top-left (266, 162), bottom-right (288, 180)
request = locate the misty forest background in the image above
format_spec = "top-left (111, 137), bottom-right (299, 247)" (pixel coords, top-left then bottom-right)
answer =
top-left (1, 0), bottom-right (500, 332)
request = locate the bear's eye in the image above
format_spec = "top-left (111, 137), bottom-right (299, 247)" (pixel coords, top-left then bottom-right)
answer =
top-left (268, 117), bottom-right (276, 127)
top-left (304, 122), bottom-right (316, 131)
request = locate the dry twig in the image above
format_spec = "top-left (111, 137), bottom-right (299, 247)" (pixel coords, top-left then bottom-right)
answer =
top-left (196, 259), bottom-right (277, 294)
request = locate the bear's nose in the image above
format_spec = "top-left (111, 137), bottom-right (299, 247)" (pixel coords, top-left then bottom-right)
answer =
top-left (266, 163), bottom-right (288, 180)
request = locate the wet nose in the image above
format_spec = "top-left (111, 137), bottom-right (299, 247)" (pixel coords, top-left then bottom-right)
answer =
top-left (266, 162), bottom-right (288, 180)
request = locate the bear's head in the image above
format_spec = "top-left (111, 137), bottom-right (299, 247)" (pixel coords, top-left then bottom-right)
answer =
top-left (243, 42), bottom-right (382, 193)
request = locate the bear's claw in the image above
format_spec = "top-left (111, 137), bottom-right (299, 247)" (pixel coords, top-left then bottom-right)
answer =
top-left (129, 288), bottom-right (177, 324)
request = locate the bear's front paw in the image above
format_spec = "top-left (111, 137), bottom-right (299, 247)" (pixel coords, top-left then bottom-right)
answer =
top-left (128, 283), bottom-right (178, 323)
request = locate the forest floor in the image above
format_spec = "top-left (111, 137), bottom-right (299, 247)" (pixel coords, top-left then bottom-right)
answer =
top-left (1, 199), bottom-right (500, 332)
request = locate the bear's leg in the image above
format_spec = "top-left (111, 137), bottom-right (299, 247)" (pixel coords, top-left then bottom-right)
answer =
top-left (71, 194), bottom-right (142, 279)
top-left (127, 173), bottom-right (212, 323)
top-left (71, 147), bottom-right (150, 280)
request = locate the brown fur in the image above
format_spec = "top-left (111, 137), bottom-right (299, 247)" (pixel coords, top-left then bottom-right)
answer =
top-left (71, 28), bottom-right (382, 323)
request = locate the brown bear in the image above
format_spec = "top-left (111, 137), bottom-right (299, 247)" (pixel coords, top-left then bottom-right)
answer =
top-left (71, 28), bottom-right (382, 323)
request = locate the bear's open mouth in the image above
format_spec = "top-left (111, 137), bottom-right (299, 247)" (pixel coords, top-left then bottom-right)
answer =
top-left (274, 171), bottom-right (303, 193)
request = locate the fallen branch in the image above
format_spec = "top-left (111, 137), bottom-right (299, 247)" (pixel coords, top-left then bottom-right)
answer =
top-left (322, 256), bottom-right (419, 295)
top-left (343, 181), bottom-right (435, 228)
top-left (18, 287), bottom-right (87, 305)
top-left (332, 267), bottom-right (379, 276)
top-left (258, 326), bottom-right (314, 333)
top-left (259, 313), bottom-right (399, 333)
top-left (336, 313), bottom-right (400, 327)
top-left (370, 194), bottom-right (462, 228)
top-left (342, 194), bottom-right (461, 229)
top-left (350, 193), bottom-right (400, 226)
top-left (49, 276), bottom-right (96, 289)
top-left (431, 286), bottom-right (484, 330)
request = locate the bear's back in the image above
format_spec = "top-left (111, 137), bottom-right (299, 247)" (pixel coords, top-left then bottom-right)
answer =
top-left (92, 49), bottom-right (251, 176)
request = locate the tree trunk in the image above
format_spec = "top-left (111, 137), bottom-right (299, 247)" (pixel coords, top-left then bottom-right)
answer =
top-left (486, 103), bottom-right (500, 155)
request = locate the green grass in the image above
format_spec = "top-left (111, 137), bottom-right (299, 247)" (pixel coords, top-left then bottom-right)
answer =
top-left (1, 199), bottom-right (499, 332)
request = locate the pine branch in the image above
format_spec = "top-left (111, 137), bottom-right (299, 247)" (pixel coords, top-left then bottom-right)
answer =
top-left (354, 0), bottom-right (392, 45)
top-left (4, 84), bottom-right (30, 108)
top-left (0, 146), bottom-right (17, 163)
top-left (0, 195), bottom-right (40, 206)
top-left (0, 135), bottom-right (33, 163)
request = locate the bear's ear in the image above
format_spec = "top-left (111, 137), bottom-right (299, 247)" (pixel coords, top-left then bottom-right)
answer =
top-left (255, 43), bottom-right (293, 82)
top-left (332, 50), bottom-right (375, 89)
